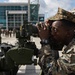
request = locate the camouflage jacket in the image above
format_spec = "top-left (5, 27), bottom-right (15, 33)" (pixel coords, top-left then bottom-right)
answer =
top-left (57, 38), bottom-right (75, 74)
top-left (38, 45), bottom-right (52, 75)
top-left (38, 45), bottom-right (59, 75)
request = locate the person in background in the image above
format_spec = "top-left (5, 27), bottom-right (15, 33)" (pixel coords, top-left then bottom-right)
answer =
top-left (9, 30), bottom-right (12, 37)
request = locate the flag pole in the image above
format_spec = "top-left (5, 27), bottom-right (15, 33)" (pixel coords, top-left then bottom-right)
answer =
top-left (28, 0), bottom-right (30, 22)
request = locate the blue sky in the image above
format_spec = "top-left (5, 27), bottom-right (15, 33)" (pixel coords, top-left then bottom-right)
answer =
top-left (70, 0), bottom-right (75, 8)
top-left (0, 0), bottom-right (5, 2)
top-left (0, 0), bottom-right (75, 19)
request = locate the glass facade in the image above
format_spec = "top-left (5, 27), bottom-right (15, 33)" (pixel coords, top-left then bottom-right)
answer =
top-left (0, 3), bottom-right (28, 29)
top-left (8, 13), bottom-right (28, 29)
top-left (0, 3), bottom-right (44, 30)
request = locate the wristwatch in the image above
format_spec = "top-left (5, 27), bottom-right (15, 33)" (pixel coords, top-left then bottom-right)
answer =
top-left (40, 39), bottom-right (49, 45)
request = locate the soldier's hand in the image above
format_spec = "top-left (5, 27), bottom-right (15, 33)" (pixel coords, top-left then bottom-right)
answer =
top-left (36, 22), bottom-right (50, 40)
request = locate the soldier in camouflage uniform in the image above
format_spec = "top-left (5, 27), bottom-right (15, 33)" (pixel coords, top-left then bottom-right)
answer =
top-left (49, 7), bottom-right (75, 75)
top-left (37, 15), bottom-right (61, 75)
top-left (37, 7), bottom-right (75, 75)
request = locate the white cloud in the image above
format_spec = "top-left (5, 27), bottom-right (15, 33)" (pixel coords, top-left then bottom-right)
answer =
top-left (43, 0), bottom-right (72, 19)
top-left (5, 0), bottom-right (75, 19)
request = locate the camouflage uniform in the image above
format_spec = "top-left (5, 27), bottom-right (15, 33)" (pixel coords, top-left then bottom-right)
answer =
top-left (49, 7), bottom-right (75, 23)
top-left (57, 38), bottom-right (75, 75)
top-left (38, 45), bottom-right (52, 75)
top-left (49, 8), bottom-right (75, 75)
top-left (39, 7), bottom-right (75, 75)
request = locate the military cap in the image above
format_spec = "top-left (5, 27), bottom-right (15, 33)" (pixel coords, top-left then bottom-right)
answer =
top-left (49, 7), bottom-right (75, 23)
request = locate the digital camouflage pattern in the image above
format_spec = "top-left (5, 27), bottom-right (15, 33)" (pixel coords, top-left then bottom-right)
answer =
top-left (49, 7), bottom-right (75, 23)
top-left (57, 38), bottom-right (75, 75)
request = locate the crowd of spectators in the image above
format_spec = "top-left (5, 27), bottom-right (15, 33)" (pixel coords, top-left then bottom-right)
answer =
top-left (1, 29), bottom-right (16, 37)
